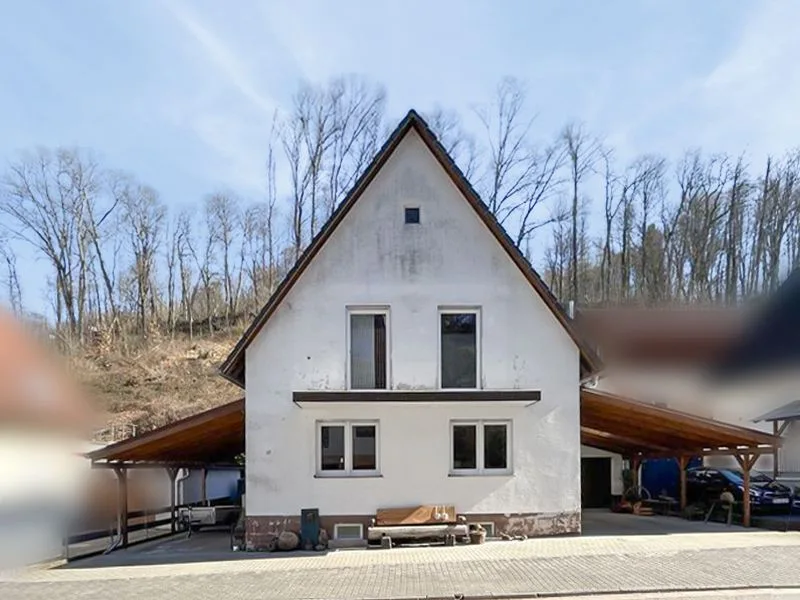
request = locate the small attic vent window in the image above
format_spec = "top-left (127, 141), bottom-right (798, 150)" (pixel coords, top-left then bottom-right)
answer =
top-left (404, 207), bottom-right (420, 224)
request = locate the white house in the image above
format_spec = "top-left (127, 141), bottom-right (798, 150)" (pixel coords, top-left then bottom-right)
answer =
top-left (220, 110), bottom-right (601, 548)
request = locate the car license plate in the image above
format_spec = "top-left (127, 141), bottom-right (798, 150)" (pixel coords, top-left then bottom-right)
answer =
top-left (773, 498), bottom-right (789, 504)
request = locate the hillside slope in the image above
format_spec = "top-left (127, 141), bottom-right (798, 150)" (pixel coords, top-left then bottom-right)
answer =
top-left (73, 332), bottom-right (241, 434)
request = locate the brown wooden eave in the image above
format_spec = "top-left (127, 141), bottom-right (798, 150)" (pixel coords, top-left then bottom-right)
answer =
top-left (293, 390), bottom-right (541, 407)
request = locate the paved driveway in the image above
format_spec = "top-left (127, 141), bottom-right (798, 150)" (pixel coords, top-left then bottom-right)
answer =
top-left (2, 513), bottom-right (799, 599)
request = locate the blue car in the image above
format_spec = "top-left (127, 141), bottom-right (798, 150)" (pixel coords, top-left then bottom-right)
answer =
top-left (685, 467), bottom-right (795, 512)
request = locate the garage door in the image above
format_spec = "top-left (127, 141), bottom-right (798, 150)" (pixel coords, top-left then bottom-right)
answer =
top-left (581, 457), bottom-right (612, 508)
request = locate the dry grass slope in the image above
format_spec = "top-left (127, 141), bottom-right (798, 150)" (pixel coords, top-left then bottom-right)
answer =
top-left (72, 331), bottom-right (241, 433)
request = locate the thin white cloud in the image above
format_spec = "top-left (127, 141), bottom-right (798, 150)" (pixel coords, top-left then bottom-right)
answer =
top-left (164, 0), bottom-right (276, 115)
top-left (697, 1), bottom-right (800, 158)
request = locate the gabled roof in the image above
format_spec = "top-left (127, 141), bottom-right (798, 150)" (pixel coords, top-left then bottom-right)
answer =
top-left (715, 269), bottom-right (800, 378)
top-left (220, 110), bottom-right (601, 387)
top-left (754, 400), bottom-right (800, 423)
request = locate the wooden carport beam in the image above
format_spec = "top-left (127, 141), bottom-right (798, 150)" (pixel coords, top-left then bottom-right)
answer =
top-left (581, 426), bottom-right (673, 454)
top-left (734, 452), bottom-right (760, 528)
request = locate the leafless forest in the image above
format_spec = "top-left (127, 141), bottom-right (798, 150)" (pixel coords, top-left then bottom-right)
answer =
top-left (2, 75), bottom-right (800, 353)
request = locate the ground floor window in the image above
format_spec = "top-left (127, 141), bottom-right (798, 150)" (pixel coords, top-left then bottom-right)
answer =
top-left (317, 421), bottom-right (379, 476)
top-left (450, 420), bottom-right (511, 475)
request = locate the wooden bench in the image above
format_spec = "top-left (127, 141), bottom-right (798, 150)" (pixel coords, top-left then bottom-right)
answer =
top-left (367, 505), bottom-right (468, 545)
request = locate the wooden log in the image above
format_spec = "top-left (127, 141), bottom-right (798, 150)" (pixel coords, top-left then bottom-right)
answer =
top-left (367, 523), bottom-right (468, 542)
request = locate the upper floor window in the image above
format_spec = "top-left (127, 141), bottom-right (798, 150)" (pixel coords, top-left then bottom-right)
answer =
top-left (348, 309), bottom-right (388, 389)
top-left (439, 309), bottom-right (480, 389)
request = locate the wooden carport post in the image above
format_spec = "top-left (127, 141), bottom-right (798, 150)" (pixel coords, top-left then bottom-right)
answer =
top-left (113, 467), bottom-right (129, 547)
top-left (734, 452), bottom-right (759, 528)
top-left (678, 455), bottom-right (688, 511)
top-left (167, 467), bottom-right (178, 533)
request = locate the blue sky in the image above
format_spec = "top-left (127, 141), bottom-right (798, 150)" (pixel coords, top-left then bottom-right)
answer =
top-left (2, 0), bottom-right (799, 312)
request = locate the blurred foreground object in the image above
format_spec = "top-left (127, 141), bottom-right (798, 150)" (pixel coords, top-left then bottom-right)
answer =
top-left (577, 307), bottom-right (747, 367)
top-left (0, 308), bottom-right (98, 569)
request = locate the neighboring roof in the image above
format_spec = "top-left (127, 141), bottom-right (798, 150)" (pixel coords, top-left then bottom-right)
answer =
top-left (580, 388), bottom-right (779, 457)
top-left (220, 110), bottom-right (601, 387)
top-left (577, 307), bottom-right (746, 366)
top-left (0, 308), bottom-right (96, 433)
top-left (715, 269), bottom-right (800, 378)
top-left (754, 400), bottom-right (800, 423)
top-left (87, 399), bottom-right (244, 466)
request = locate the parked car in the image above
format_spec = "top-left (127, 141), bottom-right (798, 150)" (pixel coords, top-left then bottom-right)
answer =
top-left (685, 467), bottom-right (794, 512)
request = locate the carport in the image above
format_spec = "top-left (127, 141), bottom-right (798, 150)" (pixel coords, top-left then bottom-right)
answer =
top-left (87, 399), bottom-right (244, 547)
top-left (580, 388), bottom-right (781, 526)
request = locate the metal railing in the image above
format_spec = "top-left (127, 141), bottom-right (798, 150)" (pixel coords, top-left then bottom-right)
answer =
top-left (92, 423), bottom-right (138, 444)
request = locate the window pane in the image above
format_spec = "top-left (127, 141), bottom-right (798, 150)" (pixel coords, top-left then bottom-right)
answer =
top-left (350, 314), bottom-right (387, 389)
top-left (441, 313), bottom-right (477, 388)
top-left (453, 424), bottom-right (477, 470)
top-left (351, 315), bottom-right (375, 389)
top-left (320, 426), bottom-right (345, 471)
top-left (484, 424), bottom-right (508, 470)
top-left (352, 425), bottom-right (377, 471)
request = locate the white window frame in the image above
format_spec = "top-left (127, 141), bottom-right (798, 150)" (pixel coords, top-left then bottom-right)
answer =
top-left (316, 420), bottom-right (380, 477)
top-left (449, 419), bottom-right (512, 476)
top-left (333, 523), bottom-right (364, 540)
top-left (346, 306), bottom-right (391, 390)
top-left (438, 307), bottom-right (482, 390)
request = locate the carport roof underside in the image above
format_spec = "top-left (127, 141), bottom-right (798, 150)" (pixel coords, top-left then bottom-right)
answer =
top-left (88, 399), bottom-right (244, 467)
top-left (581, 388), bottom-right (780, 457)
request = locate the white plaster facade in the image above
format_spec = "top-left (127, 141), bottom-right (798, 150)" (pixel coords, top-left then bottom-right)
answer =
top-left (243, 124), bottom-right (584, 536)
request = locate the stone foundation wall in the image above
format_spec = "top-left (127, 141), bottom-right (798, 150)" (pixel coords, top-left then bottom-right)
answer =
top-left (468, 510), bottom-right (581, 536)
top-left (245, 510), bottom-right (580, 550)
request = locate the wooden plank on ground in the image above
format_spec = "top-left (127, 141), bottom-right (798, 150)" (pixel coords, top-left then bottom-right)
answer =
top-left (375, 505), bottom-right (456, 526)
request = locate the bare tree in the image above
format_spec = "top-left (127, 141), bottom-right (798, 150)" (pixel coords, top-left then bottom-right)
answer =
top-left (0, 239), bottom-right (22, 314)
top-left (561, 122), bottom-right (601, 302)
top-left (119, 181), bottom-right (165, 335)
top-left (723, 155), bottom-right (749, 303)
top-left (189, 213), bottom-right (217, 335)
top-left (426, 107), bottom-right (480, 181)
top-left (0, 148), bottom-right (100, 345)
top-left (174, 210), bottom-right (195, 338)
top-left (600, 149), bottom-right (624, 303)
top-left (206, 193), bottom-right (243, 328)
top-left (630, 155), bottom-right (667, 303)
top-left (325, 77), bottom-right (386, 214)
top-left (476, 77), bottom-right (539, 224)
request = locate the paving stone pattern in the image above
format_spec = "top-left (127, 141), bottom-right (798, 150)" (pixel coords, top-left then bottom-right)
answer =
top-left (2, 532), bottom-right (799, 600)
